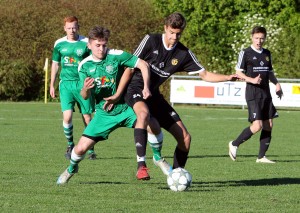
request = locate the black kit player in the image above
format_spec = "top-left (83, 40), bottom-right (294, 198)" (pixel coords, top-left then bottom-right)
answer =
top-left (228, 26), bottom-right (283, 163)
top-left (124, 12), bottom-right (239, 179)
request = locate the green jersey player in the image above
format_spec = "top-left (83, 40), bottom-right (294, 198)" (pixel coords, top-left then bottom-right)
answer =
top-left (57, 26), bottom-right (151, 185)
top-left (50, 16), bottom-right (96, 160)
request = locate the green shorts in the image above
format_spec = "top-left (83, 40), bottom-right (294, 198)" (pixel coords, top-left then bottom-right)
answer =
top-left (59, 80), bottom-right (95, 114)
top-left (83, 105), bottom-right (136, 142)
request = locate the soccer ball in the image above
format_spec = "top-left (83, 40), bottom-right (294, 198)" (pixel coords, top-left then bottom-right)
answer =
top-left (167, 168), bottom-right (192, 192)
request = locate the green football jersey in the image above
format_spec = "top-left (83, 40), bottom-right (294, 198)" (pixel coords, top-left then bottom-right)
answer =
top-left (52, 35), bottom-right (90, 81)
top-left (78, 49), bottom-right (139, 115)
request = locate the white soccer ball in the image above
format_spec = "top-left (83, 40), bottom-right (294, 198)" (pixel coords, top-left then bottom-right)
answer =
top-left (167, 168), bottom-right (192, 192)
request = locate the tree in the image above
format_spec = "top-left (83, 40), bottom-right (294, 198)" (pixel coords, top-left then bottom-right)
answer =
top-left (154, 0), bottom-right (300, 77)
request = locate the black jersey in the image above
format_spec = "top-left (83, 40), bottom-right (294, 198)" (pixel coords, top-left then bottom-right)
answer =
top-left (236, 46), bottom-right (273, 100)
top-left (129, 34), bottom-right (204, 93)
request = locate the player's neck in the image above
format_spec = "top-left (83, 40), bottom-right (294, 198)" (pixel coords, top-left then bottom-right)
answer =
top-left (162, 34), bottom-right (177, 49)
top-left (67, 34), bottom-right (79, 41)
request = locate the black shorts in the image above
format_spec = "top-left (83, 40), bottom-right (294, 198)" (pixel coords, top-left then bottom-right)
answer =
top-left (124, 88), bottom-right (181, 130)
top-left (247, 98), bottom-right (278, 122)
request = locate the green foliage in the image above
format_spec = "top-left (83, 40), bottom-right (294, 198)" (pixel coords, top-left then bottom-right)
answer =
top-left (1, 0), bottom-right (300, 100)
top-left (154, 0), bottom-right (300, 77)
top-left (0, 0), bottom-right (162, 101)
top-left (230, 13), bottom-right (283, 73)
top-left (0, 60), bottom-right (43, 101)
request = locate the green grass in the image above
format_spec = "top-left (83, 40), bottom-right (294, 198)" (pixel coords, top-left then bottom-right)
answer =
top-left (0, 102), bottom-right (300, 212)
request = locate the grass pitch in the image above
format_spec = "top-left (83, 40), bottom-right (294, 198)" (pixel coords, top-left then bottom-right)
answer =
top-left (0, 102), bottom-right (299, 212)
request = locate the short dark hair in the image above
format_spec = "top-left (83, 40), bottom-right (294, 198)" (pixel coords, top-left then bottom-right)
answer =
top-left (164, 12), bottom-right (186, 30)
top-left (88, 26), bottom-right (110, 41)
top-left (251, 26), bottom-right (267, 36)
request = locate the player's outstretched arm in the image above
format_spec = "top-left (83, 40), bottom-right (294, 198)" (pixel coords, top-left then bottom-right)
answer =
top-left (199, 70), bottom-right (240, 82)
top-left (236, 70), bottom-right (262, 85)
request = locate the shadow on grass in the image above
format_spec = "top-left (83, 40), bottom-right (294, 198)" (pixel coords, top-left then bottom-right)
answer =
top-left (187, 154), bottom-right (300, 162)
top-left (193, 177), bottom-right (300, 188)
top-left (80, 181), bottom-right (127, 185)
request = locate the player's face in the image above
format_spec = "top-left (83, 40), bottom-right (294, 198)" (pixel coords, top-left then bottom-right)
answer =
top-left (88, 39), bottom-right (108, 60)
top-left (64, 21), bottom-right (79, 41)
top-left (164, 25), bottom-right (183, 48)
top-left (251, 32), bottom-right (266, 50)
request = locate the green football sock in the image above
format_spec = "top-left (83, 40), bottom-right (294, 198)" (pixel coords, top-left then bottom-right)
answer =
top-left (152, 147), bottom-right (162, 161)
top-left (148, 132), bottom-right (164, 161)
top-left (68, 141), bottom-right (75, 146)
top-left (63, 123), bottom-right (73, 145)
top-left (67, 164), bottom-right (78, 174)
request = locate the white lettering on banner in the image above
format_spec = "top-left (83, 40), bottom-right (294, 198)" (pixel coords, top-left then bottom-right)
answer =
top-left (170, 79), bottom-right (300, 107)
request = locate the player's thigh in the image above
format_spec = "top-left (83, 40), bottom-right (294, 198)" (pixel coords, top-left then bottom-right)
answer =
top-left (74, 92), bottom-right (95, 115)
top-left (83, 112), bottom-right (117, 141)
top-left (264, 100), bottom-right (278, 120)
top-left (124, 85), bottom-right (144, 108)
top-left (247, 99), bottom-right (263, 122)
top-left (59, 81), bottom-right (75, 112)
top-left (148, 94), bottom-right (181, 130)
top-left (120, 107), bottom-right (137, 128)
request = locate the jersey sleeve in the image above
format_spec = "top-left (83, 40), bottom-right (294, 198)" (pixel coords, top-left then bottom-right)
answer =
top-left (268, 52), bottom-right (274, 72)
top-left (52, 44), bottom-right (61, 63)
top-left (78, 64), bottom-right (88, 88)
top-left (110, 49), bottom-right (139, 68)
top-left (182, 50), bottom-right (205, 75)
top-left (133, 34), bottom-right (152, 58)
top-left (235, 50), bottom-right (246, 72)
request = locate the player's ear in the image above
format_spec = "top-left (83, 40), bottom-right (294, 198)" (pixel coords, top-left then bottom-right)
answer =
top-left (164, 25), bottom-right (168, 32)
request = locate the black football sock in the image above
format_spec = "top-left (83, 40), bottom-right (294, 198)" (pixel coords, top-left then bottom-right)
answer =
top-left (258, 130), bottom-right (272, 159)
top-left (232, 126), bottom-right (253, 147)
top-left (173, 146), bottom-right (189, 169)
top-left (134, 128), bottom-right (147, 168)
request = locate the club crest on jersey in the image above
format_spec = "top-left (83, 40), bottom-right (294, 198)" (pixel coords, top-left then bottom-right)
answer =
top-left (106, 65), bottom-right (114, 74)
top-left (266, 56), bottom-right (270, 61)
top-left (171, 58), bottom-right (178, 66)
top-left (76, 49), bottom-right (84, 57)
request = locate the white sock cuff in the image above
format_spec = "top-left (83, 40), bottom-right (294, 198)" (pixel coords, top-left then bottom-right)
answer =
top-left (63, 122), bottom-right (73, 128)
top-left (71, 148), bottom-right (85, 161)
top-left (148, 132), bottom-right (163, 143)
top-left (137, 155), bottom-right (146, 162)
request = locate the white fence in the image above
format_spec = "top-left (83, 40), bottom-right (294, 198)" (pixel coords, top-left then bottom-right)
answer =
top-left (170, 75), bottom-right (300, 108)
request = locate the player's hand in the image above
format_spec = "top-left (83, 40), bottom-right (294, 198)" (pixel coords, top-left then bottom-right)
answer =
top-left (83, 77), bottom-right (95, 90)
top-left (103, 102), bottom-right (114, 111)
top-left (276, 89), bottom-right (283, 100)
top-left (50, 87), bottom-right (56, 99)
top-left (142, 88), bottom-right (152, 99)
top-left (228, 74), bottom-right (241, 81)
top-left (103, 94), bottom-right (120, 111)
top-left (252, 74), bottom-right (262, 84)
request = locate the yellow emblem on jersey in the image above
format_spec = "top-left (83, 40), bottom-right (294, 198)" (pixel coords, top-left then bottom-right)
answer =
top-left (266, 56), bottom-right (270, 61)
top-left (171, 58), bottom-right (178, 65)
